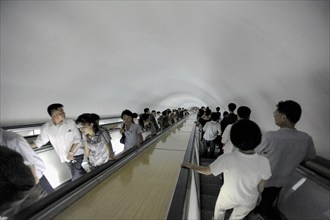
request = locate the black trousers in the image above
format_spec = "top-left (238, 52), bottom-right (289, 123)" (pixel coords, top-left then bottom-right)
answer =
top-left (255, 186), bottom-right (282, 219)
top-left (66, 154), bottom-right (86, 181)
top-left (39, 175), bottom-right (54, 193)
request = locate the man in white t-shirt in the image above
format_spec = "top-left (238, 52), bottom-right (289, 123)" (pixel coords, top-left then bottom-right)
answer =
top-left (182, 119), bottom-right (271, 220)
top-left (222, 106), bottom-right (251, 154)
top-left (202, 112), bottom-right (221, 158)
top-left (31, 103), bottom-right (86, 181)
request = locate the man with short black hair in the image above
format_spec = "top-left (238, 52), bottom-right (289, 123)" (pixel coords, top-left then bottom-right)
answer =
top-left (31, 103), bottom-right (86, 181)
top-left (222, 106), bottom-right (251, 154)
top-left (254, 100), bottom-right (316, 219)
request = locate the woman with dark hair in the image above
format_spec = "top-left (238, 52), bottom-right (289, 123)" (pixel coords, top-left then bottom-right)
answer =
top-left (120, 109), bottom-right (144, 151)
top-left (76, 113), bottom-right (115, 168)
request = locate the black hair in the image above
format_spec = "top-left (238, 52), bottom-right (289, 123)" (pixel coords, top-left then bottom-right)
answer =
top-left (141, 113), bottom-right (149, 121)
top-left (121, 109), bottom-right (133, 119)
top-left (230, 119), bottom-right (262, 151)
top-left (228, 103), bottom-right (237, 112)
top-left (211, 112), bottom-right (219, 121)
top-left (162, 110), bottom-right (167, 116)
top-left (76, 113), bottom-right (100, 133)
top-left (197, 109), bottom-right (205, 118)
top-left (90, 113), bottom-right (100, 122)
top-left (277, 100), bottom-right (302, 124)
top-left (144, 108), bottom-right (150, 113)
top-left (237, 106), bottom-right (251, 119)
top-left (47, 103), bottom-right (63, 116)
top-left (205, 108), bottom-right (212, 116)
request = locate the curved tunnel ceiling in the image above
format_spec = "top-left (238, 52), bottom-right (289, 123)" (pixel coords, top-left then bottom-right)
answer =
top-left (0, 1), bottom-right (329, 159)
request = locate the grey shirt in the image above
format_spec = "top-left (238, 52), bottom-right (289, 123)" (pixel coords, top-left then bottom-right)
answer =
top-left (255, 128), bottom-right (316, 187)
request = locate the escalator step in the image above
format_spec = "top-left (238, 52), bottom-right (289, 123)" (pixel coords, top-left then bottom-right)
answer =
top-left (201, 210), bottom-right (214, 220)
top-left (200, 174), bottom-right (223, 185)
top-left (201, 194), bottom-right (218, 211)
top-left (200, 157), bottom-right (216, 164)
top-left (201, 183), bottom-right (221, 195)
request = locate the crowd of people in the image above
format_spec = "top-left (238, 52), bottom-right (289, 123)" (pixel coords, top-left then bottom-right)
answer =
top-left (0, 103), bottom-right (188, 217)
top-left (182, 100), bottom-right (316, 220)
top-left (1, 100), bottom-right (317, 220)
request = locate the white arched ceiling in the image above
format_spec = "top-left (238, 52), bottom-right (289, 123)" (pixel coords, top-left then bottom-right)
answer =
top-left (1, 1), bottom-right (329, 159)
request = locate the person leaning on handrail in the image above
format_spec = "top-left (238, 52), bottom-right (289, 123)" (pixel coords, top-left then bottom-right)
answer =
top-left (30, 103), bottom-right (86, 181)
top-left (182, 119), bottom-right (271, 220)
top-left (120, 109), bottom-right (144, 151)
top-left (254, 100), bottom-right (316, 219)
top-left (76, 113), bottom-right (116, 169)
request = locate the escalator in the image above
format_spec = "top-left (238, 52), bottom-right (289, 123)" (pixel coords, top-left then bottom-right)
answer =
top-left (11, 116), bottom-right (193, 220)
top-left (167, 119), bottom-right (330, 220)
top-left (199, 157), bottom-right (222, 220)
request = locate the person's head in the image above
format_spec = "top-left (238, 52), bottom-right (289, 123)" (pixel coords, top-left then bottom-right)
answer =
top-left (237, 106), bottom-right (251, 119)
top-left (228, 103), bottom-right (236, 112)
top-left (223, 111), bottom-right (229, 117)
top-left (216, 107), bottom-right (220, 112)
top-left (141, 113), bottom-right (149, 121)
top-left (76, 113), bottom-right (100, 136)
top-left (198, 109), bottom-right (205, 117)
top-left (211, 112), bottom-right (219, 121)
top-left (230, 119), bottom-right (262, 151)
top-left (121, 109), bottom-right (134, 125)
top-left (144, 108), bottom-right (150, 113)
top-left (132, 113), bottom-right (138, 119)
top-left (47, 103), bottom-right (65, 123)
top-left (151, 110), bottom-right (156, 117)
top-left (273, 100), bottom-right (302, 127)
top-left (205, 108), bottom-right (212, 116)
top-left (90, 113), bottom-right (100, 125)
top-left (162, 110), bottom-right (167, 116)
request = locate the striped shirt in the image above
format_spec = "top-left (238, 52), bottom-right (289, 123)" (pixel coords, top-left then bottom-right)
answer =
top-left (85, 127), bottom-right (112, 167)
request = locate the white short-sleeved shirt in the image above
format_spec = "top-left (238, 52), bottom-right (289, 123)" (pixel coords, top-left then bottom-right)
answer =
top-left (255, 128), bottom-right (316, 187)
top-left (210, 150), bottom-right (271, 207)
top-left (124, 123), bottom-right (142, 150)
top-left (203, 121), bottom-right (221, 141)
top-left (0, 128), bottom-right (46, 179)
top-left (34, 118), bottom-right (84, 163)
top-left (221, 124), bottom-right (236, 154)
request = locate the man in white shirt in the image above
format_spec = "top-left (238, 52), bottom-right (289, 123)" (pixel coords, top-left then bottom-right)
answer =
top-left (254, 100), bottom-right (316, 219)
top-left (222, 106), bottom-right (251, 154)
top-left (202, 112), bottom-right (221, 158)
top-left (31, 103), bottom-right (86, 181)
top-left (183, 119), bottom-right (271, 220)
top-left (0, 128), bottom-right (53, 193)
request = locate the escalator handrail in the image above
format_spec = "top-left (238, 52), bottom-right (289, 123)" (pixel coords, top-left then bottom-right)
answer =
top-left (12, 116), bottom-right (189, 220)
top-left (1, 115), bottom-right (122, 130)
top-left (166, 122), bottom-right (196, 220)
